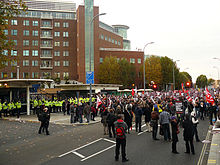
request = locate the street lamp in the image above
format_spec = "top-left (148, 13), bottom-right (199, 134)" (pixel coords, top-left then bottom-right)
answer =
top-left (213, 66), bottom-right (219, 87)
top-left (173, 60), bottom-right (180, 90)
top-left (89, 13), bottom-right (106, 109)
top-left (143, 42), bottom-right (154, 94)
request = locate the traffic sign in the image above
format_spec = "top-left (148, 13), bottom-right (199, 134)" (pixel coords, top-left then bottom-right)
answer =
top-left (86, 71), bottom-right (94, 84)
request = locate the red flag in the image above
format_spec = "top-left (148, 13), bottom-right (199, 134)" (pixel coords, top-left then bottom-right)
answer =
top-left (205, 88), bottom-right (214, 104)
top-left (186, 92), bottom-right (192, 102)
top-left (132, 89), bottom-right (135, 96)
top-left (96, 96), bottom-right (102, 108)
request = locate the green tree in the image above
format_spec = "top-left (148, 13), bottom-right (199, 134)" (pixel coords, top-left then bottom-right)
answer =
top-left (145, 55), bottom-right (162, 88)
top-left (0, 0), bottom-right (27, 69)
top-left (208, 78), bottom-right (215, 86)
top-left (98, 56), bottom-right (120, 84)
top-left (118, 58), bottom-right (136, 88)
top-left (196, 74), bottom-right (208, 88)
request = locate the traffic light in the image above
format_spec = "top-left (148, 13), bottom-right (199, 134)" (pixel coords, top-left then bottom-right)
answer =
top-left (186, 82), bottom-right (190, 88)
top-left (132, 83), bottom-right (135, 87)
top-left (152, 84), bottom-right (157, 90)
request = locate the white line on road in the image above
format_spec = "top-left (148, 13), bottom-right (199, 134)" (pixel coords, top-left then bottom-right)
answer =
top-left (81, 144), bottom-right (116, 162)
top-left (103, 138), bottom-right (116, 144)
top-left (138, 130), bottom-right (148, 136)
top-left (72, 151), bottom-right (86, 159)
top-left (58, 138), bottom-right (103, 158)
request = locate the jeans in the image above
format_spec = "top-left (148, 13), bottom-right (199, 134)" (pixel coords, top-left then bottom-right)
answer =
top-left (185, 140), bottom-right (195, 154)
top-left (115, 138), bottom-right (126, 160)
top-left (135, 115), bottom-right (142, 132)
top-left (162, 123), bottom-right (171, 141)
top-left (152, 120), bottom-right (158, 139)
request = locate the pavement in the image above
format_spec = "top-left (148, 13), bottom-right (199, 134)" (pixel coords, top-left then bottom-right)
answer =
top-left (207, 125), bottom-right (220, 165)
top-left (1, 113), bottom-right (101, 126)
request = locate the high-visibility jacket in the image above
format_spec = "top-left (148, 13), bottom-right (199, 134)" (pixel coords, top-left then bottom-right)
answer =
top-left (0, 103), bottom-right (2, 111)
top-left (3, 102), bottom-right (7, 110)
top-left (45, 101), bottom-right (49, 107)
top-left (38, 100), bottom-right (42, 106)
top-left (34, 100), bottom-right (38, 108)
top-left (12, 102), bottom-right (16, 109)
top-left (16, 102), bottom-right (22, 109)
top-left (8, 103), bottom-right (12, 110)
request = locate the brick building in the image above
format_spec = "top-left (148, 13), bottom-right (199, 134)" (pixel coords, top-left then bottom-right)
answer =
top-left (1, 0), bottom-right (144, 88)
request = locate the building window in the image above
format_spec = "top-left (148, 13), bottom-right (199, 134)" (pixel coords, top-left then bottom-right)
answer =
top-left (11, 50), bottom-right (17, 56)
top-left (63, 61), bottom-right (69, 66)
top-left (54, 41), bottom-right (60, 46)
top-left (115, 40), bottom-right (118, 45)
top-left (54, 61), bottom-right (60, 66)
top-left (32, 21), bottom-right (38, 26)
top-left (32, 72), bottom-right (39, 78)
top-left (32, 60), bottom-right (38, 66)
top-left (23, 20), bottom-right (29, 26)
top-left (105, 36), bottom-right (108, 41)
top-left (11, 30), bottom-right (18, 36)
top-left (130, 58), bottom-right (135, 64)
top-left (63, 22), bottom-right (69, 28)
top-left (23, 40), bottom-right (29, 46)
top-left (63, 72), bottom-right (69, 78)
top-left (32, 40), bottom-right (38, 46)
top-left (54, 22), bottom-right (60, 27)
top-left (63, 51), bottom-right (69, 56)
top-left (112, 39), bottom-right (114, 44)
top-left (11, 19), bottom-right (17, 25)
top-left (13, 40), bottom-right (17, 46)
top-left (54, 31), bottom-right (60, 37)
top-left (23, 72), bottom-right (29, 79)
top-left (32, 30), bottom-right (38, 36)
top-left (118, 41), bottom-right (121, 45)
top-left (138, 58), bottom-right (142, 64)
top-left (63, 41), bottom-right (69, 47)
top-left (11, 61), bottom-right (17, 66)
top-left (54, 72), bottom-right (60, 78)
top-left (3, 50), bottom-right (8, 56)
top-left (23, 50), bottom-right (29, 56)
top-left (2, 61), bottom-right (8, 66)
top-left (23, 30), bottom-right (29, 36)
top-left (100, 34), bottom-right (104, 40)
top-left (54, 51), bottom-right (60, 56)
top-left (11, 72), bottom-right (16, 78)
top-left (4, 30), bottom-right (8, 35)
top-left (100, 58), bottom-right (103, 63)
top-left (23, 60), bottom-right (29, 66)
top-left (32, 50), bottom-right (38, 56)
top-left (63, 32), bottom-right (68, 37)
top-left (109, 37), bottom-right (111, 42)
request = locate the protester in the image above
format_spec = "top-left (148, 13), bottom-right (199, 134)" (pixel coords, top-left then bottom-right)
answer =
top-left (151, 110), bottom-right (159, 140)
top-left (191, 111), bottom-right (200, 142)
top-left (38, 107), bottom-right (50, 135)
top-left (159, 108), bottom-right (171, 141)
top-left (171, 116), bottom-right (179, 154)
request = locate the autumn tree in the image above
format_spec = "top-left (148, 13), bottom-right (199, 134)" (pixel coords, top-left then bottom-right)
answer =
top-left (0, 0), bottom-right (27, 69)
top-left (196, 74), bottom-right (208, 88)
top-left (145, 55), bottom-right (162, 88)
top-left (207, 78), bottom-right (215, 86)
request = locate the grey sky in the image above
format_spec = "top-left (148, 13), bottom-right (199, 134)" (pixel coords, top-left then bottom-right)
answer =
top-left (73, 0), bottom-right (220, 82)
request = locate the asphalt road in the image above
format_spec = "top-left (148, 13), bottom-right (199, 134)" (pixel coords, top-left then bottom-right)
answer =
top-left (0, 117), bottom-right (210, 165)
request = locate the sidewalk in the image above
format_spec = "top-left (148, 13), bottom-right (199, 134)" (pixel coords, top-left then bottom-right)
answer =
top-left (1, 113), bottom-right (101, 126)
top-left (207, 125), bottom-right (220, 165)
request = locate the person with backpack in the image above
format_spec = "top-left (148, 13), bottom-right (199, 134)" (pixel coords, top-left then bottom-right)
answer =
top-left (106, 109), bottom-right (117, 138)
top-left (151, 110), bottom-right (159, 140)
top-left (191, 111), bottom-right (200, 142)
top-left (114, 115), bottom-right (129, 162)
top-left (123, 102), bottom-right (133, 133)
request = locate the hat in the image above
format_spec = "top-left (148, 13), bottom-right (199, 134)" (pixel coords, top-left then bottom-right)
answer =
top-left (171, 116), bottom-right (176, 120)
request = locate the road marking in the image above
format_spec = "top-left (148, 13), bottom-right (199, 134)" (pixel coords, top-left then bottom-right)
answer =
top-left (81, 144), bottom-right (116, 162)
top-left (197, 126), bottom-right (212, 165)
top-left (58, 138), bottom-right (103, 158)
top-left (211, 144), bottom-right (218, 146)
top-left (138, 130), bottom-right (148, 136)
top-left (103, 138), bottom-right (116, 144)
top-left (72, 151), bottom-right (85, 158)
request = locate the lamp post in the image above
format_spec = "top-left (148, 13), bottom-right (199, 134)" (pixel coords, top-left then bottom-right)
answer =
top-left (143, 42), bottom-right (154, 94)
top-left (89, 13), bottom-right (106, 109)
top-left (213, 66), bottom-right (219, 87)
top-left (173, 60), bottom-right (180, 90)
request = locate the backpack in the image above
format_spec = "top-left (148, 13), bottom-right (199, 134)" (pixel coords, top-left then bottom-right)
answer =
top-left (115, 126), bottom-right (125, 139)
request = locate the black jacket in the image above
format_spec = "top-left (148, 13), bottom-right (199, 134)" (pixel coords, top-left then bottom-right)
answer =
top-left (182, 119), bottom-right (194, 141)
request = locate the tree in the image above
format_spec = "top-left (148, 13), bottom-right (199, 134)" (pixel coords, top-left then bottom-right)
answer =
top-left (98, 56), bottom-right (120, 84)
top-left (145, 55), bottom-right (162, 88)
top-left (208, 78), bottom-right (215, 86)
top-left (0, 0), bottom-right (27, 69)
top-left (196, 75), bottom-right (208, 88)
top-left (118, 58), bottom-right (136, 88)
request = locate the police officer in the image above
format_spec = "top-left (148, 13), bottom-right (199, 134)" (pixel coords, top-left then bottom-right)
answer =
top-left (16, 100), bottom-right (21, 118)
top-left (0, 99), bottom-right (2, 118)
top-left (3, 100), bottom-right (8, 117)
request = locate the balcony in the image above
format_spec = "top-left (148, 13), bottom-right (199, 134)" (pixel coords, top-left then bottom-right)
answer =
top-left (40, 65), bottom-right (53, 69)
top-left (40, 54), bottom-right (53, 59)
top-left (41, 15), bottom-right (53, 19)
top-left (40, 34), bottom-right (53, 39)
top-left (40, 24), bottom-right (53, 29)
top-left (40, 44), bottom-right (53, 49)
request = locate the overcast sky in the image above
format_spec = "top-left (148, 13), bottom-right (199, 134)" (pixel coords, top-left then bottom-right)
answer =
top-left (73, 0), bottom-right (220, 82)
